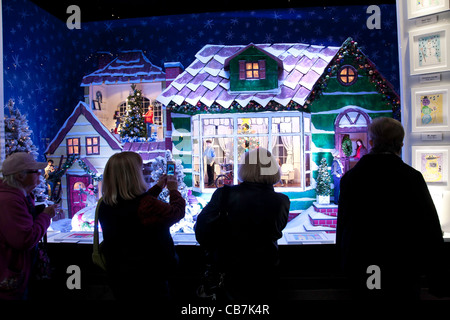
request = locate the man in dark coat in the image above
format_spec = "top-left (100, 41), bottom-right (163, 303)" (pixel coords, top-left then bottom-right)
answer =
top-left (336, 117), bottom-right (447, 300)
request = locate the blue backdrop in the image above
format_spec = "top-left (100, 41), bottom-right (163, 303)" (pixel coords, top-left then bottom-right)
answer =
top-left (3, 0), bottom-right (399, 160)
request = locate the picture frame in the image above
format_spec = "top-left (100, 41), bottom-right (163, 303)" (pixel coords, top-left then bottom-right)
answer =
top-left (412, 145), bottom-right (450, 186)
top-left (407, 0), bottom-right (450, 19)
top-left (409, 24), bottom-right (450, 75)
top-left (411, 84), bottom-right (450, 132)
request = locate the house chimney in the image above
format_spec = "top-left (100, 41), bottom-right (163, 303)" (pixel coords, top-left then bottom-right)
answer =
top-left (97, 51), bottom-right (113, 70)
top-left (163, 62), bottom-right (184, 152)
top-left (164, 62), bottom-right (184, 88)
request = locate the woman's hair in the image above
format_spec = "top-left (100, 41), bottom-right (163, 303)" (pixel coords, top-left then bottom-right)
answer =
top-left (368, 117), bottom-right (404, 154)
top-left (1, 172), bottom-right (27, 194)
top-left (102, 152), bottom-right (148, 206)
top-left (238, 148), bottom-right (281, 185)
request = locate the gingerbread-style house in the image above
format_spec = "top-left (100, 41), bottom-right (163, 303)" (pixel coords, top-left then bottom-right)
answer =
top-left (157, 38), bottom-right (400, 230)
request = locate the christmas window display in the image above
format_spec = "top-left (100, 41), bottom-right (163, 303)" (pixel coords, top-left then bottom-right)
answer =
top-left (191, 112), bottom-right (309, 191)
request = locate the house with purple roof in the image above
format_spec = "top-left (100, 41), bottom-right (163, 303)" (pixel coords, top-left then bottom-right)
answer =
top-left (157, 38), bottom-right (400, 222)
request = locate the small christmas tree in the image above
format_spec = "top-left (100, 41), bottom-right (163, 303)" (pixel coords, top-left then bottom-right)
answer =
top-left (315, 158), bottom-right (332, 197)
top-left (4, 99), bottom-right (38, 158)
top-left (4, 99), bottom-right (48, 203)
top-left (119, 84), bottom-right (147, 140)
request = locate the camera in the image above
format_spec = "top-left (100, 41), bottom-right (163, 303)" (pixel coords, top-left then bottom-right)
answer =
top-left (166, 161), bottom-right (175, 175)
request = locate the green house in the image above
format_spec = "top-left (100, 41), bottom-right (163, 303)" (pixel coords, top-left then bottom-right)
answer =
top-left (226, 43), bottom-right (283, 93)
top-left (157, 38), bottom-right (400, 212)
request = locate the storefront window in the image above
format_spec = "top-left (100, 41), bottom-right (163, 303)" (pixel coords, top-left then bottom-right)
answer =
top-left (192, 113), bottom-right (311, 191)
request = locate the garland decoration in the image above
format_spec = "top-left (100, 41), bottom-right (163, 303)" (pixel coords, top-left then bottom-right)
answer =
top-left (51, 154), bottom-right (103, 182)
top-left (166, 38), bottom-right (400, 120)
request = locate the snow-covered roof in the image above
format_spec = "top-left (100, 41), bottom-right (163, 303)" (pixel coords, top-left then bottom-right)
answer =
top-left (122, 141), bottom-right (166, 163)
top-left (81, 50), bottom-right (166, 86)
top-left (156, 42), bottom-right (340, 110)
top-left (45, 101), bottom-right (122, 155)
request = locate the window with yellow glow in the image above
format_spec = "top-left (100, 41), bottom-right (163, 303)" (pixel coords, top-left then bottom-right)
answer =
top-left (86, 137), bottom-right (100, 155)
top-left (246, 62), bottom-right (260, 79)
top-left (67, 138), bottom-right (80, 155)
top-left (338, 65), bottom-right (358, 86)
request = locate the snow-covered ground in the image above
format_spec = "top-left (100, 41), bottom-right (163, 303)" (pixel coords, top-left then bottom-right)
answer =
top-left (49, 218), bottom-right (73, 233)
top-left (49, 203), bottom-right (336, 245)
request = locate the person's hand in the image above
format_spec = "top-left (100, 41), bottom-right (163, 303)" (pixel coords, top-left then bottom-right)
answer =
top-left (43, 205), bottom-right (57, 219)
top-left (166, 175), bottom-right (178, 191)
top-left (156, 174), bottom-right (167, 189)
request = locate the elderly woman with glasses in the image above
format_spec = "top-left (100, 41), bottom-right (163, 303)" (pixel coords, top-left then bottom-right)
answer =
top-left (0, 152), bottom-right (57, 300)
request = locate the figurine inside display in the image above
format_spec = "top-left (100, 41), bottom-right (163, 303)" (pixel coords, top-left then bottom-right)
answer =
top-left (355, 139), bottom-right (368, 160)
top-left (331, 150), bottom-right (343, 204)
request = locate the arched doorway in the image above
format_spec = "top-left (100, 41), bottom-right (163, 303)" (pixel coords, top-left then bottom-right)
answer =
top-left (335, 108), bottom-right (372, 172)
top-left (67, 174), bottom-right (91, 218)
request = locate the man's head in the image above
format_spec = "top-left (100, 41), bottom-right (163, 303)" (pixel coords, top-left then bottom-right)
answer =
top-left (368, 117), bottom-right (404, 155)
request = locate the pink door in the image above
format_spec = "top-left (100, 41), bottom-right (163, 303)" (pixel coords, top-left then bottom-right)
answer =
top-left (67, 174), bottom-right (91, 218)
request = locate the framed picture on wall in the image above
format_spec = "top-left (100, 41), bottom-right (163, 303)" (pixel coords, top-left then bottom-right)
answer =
top-left (409, 24), bottom-right (450, 75)
top-left (411, 85), bottom-right (450, 132)
top-left (412, 145), bottom-right (449, 186)
top-left (407, 0), bottom-right (450, 19)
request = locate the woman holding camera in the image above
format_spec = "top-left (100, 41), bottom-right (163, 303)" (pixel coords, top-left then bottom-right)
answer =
top-left (98, 152), bottom-right (185, 300)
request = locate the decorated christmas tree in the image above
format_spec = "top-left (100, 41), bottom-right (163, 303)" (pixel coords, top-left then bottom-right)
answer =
top-left (148, 150), bottom-right (189, 202)
top-left (3, 99), bottom-right (48, 202)
top-left (147, 150), bottom-right (200, 234)
top-left (4, 99), bottom-right (38, 158)
top-left (119, 84), bottom-right (146, 140)
top-left (315, 158), bottom-right (332, 197)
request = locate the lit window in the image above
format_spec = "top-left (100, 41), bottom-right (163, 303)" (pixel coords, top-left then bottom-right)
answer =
top-left (338, 65), bottom-right (358, 86)
top-left (191, 114), bottom-right (311, 190)
top-left (86, 137), bottom-right (100, 155)
top-left (67, 138), bottom-right (80, 155)
top-left (246, 62), bottom-right (260, 79)
top-left (239, 60), bottom-right (266, 80)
